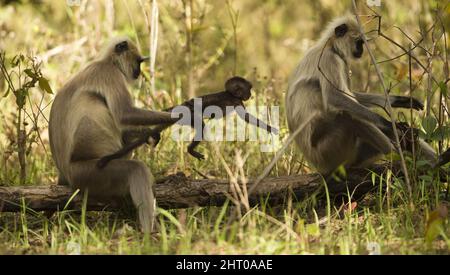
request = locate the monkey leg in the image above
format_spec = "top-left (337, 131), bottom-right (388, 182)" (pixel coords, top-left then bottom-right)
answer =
top-left (338, 112), bottom-right (394, 155)
top-left (97, 150), bottom-right (130, 169)
top-left (349, 142), bottom-right (384, 168)
top-left (98, 128), bottom-right (165, 169)
top-left (187, 120), bottom-right (205, 160)
top-left (69, 159), bottom-right (156, 233)
top-left (310, 112), bottom-right (392, 175)
top-left (188, 141), bottom-right (204, 160)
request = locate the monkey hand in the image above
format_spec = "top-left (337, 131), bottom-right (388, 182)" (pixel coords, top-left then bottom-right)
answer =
top-left (395, 122), bottom-right (419, 152)
top-left (391, 96), bottom-right (424, 111)
top-left (97, 156), bottom-right (113, 169)
top-left (437, 148), bottom-right (450, 167)
top-left (147, 132), bottom-right (161, 147)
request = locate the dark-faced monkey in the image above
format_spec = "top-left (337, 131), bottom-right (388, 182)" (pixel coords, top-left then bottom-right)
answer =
top-left (49, 37), bottom-right (180, 232)
top-left (96, 76), bottom-right (279, 168)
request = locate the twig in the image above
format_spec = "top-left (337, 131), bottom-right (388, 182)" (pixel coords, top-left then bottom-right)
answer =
top-left (367, 9), bottom-right (440, 85)
top-left (352, 1), bottom-right (412, 203)
top-left (150, 0), bottom-right (159, 95)
top-left (408, 44), bottom-right (417, 183)
top-left (37, 37), bottom-right (87, 63)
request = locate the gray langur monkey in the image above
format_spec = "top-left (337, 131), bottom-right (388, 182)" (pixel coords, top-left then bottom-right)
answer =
top-left (285, 15), bottom-right (435, 176)
top-left (49, 37), bottom-right (179, 232)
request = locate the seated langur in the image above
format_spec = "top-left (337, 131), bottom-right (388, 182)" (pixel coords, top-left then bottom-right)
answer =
top-left (285, 15), bottom-right (435, 177)
top-left (49, 37), bottom-right (180, 232)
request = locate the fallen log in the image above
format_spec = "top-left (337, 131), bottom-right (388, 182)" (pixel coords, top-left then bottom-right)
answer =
top-left (0, 165), bottom-right (396, 212)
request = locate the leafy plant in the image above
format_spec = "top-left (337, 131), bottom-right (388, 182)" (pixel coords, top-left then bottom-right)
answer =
top-left (0, 52), bottom-right (53, 184)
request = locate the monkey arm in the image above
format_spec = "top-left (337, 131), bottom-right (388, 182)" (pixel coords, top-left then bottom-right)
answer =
top-left (97, 137), bottom-right (146, 169)
top-left (121, 108), bottom-right (180, 126)
top-left (318, 62), bottom-right (391, 132)
top-left (318, 51), bottom-right (390, 130)
top-left (104, 89), bottom-right (180, 126)
top-left (324, 89), bottom-right (395, 135)
top-left (98, 128), bottom-right (161, 169)
top-left (353, 92), bottom-right (424, 111)
top-left (122, 128), bottom-right (161, 146)
top-left (235, 106), bottom-right (279, 134)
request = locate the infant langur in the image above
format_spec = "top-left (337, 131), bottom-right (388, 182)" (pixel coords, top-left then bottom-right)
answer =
top-left (97, 76), bottom-right (279, 168)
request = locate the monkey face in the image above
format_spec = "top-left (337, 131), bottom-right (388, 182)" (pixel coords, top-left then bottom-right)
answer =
top-left (352, 38), bottom-right (364, 58)
top-left (334, 22), bottom-right (365, 60)
top-left (133, 56), bottom-right (151, 79)
top-left (132, 57), bottom-right (143, 79)
top-left (226, 76), bottom-right (253, 101)
top-left (113, 39), bottom-right (146, 80)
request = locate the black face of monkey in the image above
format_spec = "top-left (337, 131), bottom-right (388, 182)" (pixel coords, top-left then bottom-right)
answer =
top-left (353, 38), bottom-right (364, 58)
top-left (334, 23), bottom-right (364, 59)
top-left (225, 77), bottom-right (253, 101)
top-left (132, 58), bottom-right (142, 79)
top-left (114, 40), bottom-right (145, 80)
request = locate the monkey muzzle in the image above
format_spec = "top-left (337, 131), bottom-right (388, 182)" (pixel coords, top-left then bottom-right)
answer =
top-left (133, 56), bottom-right (150, 79)
top-left (140, 56), bottom-right (150, 62)
top-left (353, 38), bottom-right (364, 58)
top-left (133, 67), bottom-right (141, 79)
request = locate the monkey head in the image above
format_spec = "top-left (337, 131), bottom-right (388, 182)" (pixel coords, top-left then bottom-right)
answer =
top-left (104, 37), bottom-right (148, 81)
top-left (225, 76), bottom-right (253, 101)
top-left (328, 16), bottom-right (364, 60)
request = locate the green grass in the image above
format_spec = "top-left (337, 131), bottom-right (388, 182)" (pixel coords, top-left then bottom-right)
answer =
top-left (1, 164), bottom-right (449, 254)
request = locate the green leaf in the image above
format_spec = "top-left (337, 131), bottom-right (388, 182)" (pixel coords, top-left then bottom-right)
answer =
top-left (4, 86), bottom-right (10, 98)
top-left (38, 77), bottom-right (53, 94)
top-left (418, 175), bottom-right (433, 182)
top-left (10, 54), bottom-right (23, 68)
top-left (416, 159), bottom-right (431, 168)
top-left (15, 89), bottom-right (26, 108)
top-left (419, 130), bottom-right (428, 140)
top-left (431, 126), bottom-right (450, 141)
top-left (422, 116), bottom-right (437, 135)
top-left (24, 69), bottom-right (36, 79)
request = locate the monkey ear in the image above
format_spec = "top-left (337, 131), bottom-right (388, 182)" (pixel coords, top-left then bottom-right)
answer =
top-left (115, 41), bottom-right (129, 54)
top-left (335, 24), bottom-right (348, 37)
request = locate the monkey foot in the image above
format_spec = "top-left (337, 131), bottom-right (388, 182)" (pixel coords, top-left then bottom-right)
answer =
top-left (188, 150), bottom-right (205, 160)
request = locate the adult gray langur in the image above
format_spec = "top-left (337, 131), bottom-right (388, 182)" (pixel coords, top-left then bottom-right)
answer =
top-left (285, 15), bottom-right (435, 176)
top-left (49, 37), bottom-right (179, 232)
